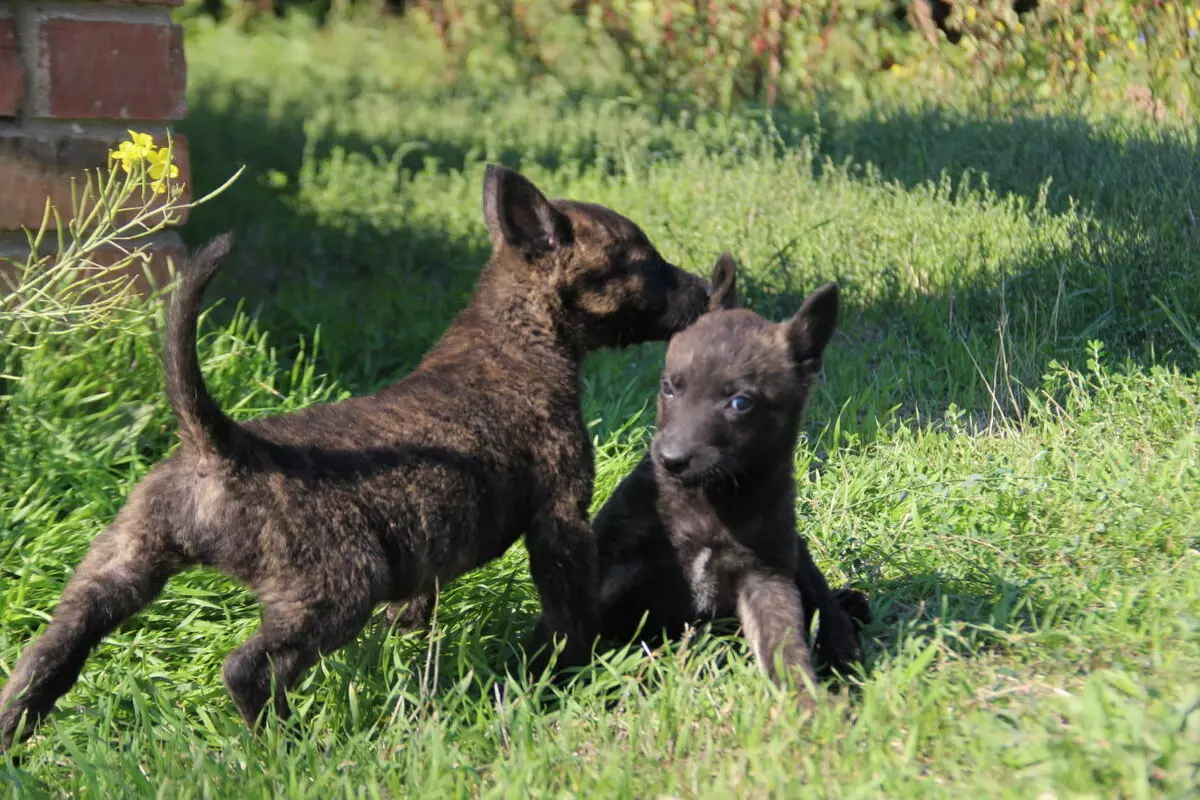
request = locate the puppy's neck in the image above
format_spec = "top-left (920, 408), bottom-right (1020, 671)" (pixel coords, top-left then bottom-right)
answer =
top-left (426, 261), bottom-right (585, 378)
top-left (484, 260), bottom-right (592, 355)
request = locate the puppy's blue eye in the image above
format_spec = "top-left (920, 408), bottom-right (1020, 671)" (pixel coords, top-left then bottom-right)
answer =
top-left (661, 380), bottom-right (675, 398)
top-left (729, 395), bottom-right (752, 412)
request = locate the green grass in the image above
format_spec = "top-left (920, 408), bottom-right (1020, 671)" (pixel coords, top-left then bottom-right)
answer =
top-left (3, 13), bottom-right (1200, 798)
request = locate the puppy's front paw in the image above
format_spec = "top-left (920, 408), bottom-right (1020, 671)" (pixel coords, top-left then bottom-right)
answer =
top-left (818, 634), bottom-right (862, 676)
top-left (815, 603), bottom-right (865, 676)
top-left (834, 588), bottom-right (871, 627)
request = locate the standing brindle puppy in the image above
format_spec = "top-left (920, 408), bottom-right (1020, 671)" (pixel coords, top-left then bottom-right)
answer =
top-left (0, 165), bottom-right (712, 750)
top-left (590, 257), bottom-right (869, 702)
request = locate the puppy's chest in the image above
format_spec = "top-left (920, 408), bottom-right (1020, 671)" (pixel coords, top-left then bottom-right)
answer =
top-left (668, 513), bottom-right (762, 618)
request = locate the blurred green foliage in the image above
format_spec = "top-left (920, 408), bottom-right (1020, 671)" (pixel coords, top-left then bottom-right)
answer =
top-left (184, 1), bottom-right (1200, 116)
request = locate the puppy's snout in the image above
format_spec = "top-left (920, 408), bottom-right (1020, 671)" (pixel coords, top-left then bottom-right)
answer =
top-left (657, 444), bottom-right (692, 476)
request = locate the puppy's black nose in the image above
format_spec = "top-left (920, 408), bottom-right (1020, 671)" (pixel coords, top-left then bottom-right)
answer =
top-left (658, 447), bottom-right (692, 475)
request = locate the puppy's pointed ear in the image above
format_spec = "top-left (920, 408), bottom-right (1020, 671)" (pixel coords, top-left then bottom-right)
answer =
top-left (787, 281), bottom-right (839, 375)
top-left (708, 253), bottom-right (738, 311)
top-left (483, 164), bottom-right (573, 262)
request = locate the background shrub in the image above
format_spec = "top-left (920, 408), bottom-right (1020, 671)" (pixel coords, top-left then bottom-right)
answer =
top-left (185, 0), bottom-right (1199, 116)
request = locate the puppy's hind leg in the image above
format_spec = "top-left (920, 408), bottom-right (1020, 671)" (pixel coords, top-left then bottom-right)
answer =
top-left (222, 582), bottom-right (375, 730)
top-left (793, 537), bottom-right (864, 675)
top-left (0, 505), bottom-right (185, 751)
top-left (736, 570), bottom-right (819, 708)
top-left (384, 590), bottom-right (436, 633)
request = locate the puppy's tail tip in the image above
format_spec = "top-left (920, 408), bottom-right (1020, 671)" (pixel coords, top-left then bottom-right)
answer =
top-left (188, 232), bottom-right (234, 282)
top-left (163, 231), bottom-right (245, 461)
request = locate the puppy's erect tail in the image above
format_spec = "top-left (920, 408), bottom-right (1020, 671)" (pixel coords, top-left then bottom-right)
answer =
top-left (163, 233), bottom-right (245, 461)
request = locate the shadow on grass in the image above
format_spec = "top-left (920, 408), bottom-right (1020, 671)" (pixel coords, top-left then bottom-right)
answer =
top-left (363, 567), bottom-right (1045, 721)
top-left (813, 106), bottom-right (1199, 226)
top-left (850, 568), bottom-right (1059, 668)
top-left (822, 107), bottom-right (1199, 351)
top-left (185, 87), bottom-right (1197, 413)
top-left (179, 94), bottom-right (494, 390)
top-left (704, 105), bottom-right (1200, 430)
top-left (756, 107), bottom-right (1197, 339)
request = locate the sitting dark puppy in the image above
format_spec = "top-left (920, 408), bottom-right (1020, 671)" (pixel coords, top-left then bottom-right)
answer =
top-left (591, 256), bottom-right (869, 703)
top-left (0, 165), bottom-right (713, 750)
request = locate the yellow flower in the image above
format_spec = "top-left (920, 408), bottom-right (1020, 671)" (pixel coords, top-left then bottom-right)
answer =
top-left (965, 7), bottom-right (977, 23)
top-left (108, 130), bottom-right (157, 173)
top-left (146, 145), bottom-right (180, 194)
top-left (1108, 34), bottom-right (1118, 44)
top-left (107, 130), bottom-right (180, 193)
top-left (1066, 59), bottom-right (1076, 71)
top-left (890, 63), bottom-right (914, 78)
top-left (994, 20), bottom-right (1005, 31)
top-left (1127, 39), bottom-right (1139, 53)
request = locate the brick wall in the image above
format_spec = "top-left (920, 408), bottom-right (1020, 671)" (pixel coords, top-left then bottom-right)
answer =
top-left (0, 0), bottom-right (191, 294)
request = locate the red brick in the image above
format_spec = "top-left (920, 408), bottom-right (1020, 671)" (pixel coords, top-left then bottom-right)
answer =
top-left (39, 20), bottom-right (187, 120)
top-left (0, 17), bottom-right (22, 117)
top-left (0, 232), bottom-right (186, 300)
top-left (0, 130), bottom-right (191, 230)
